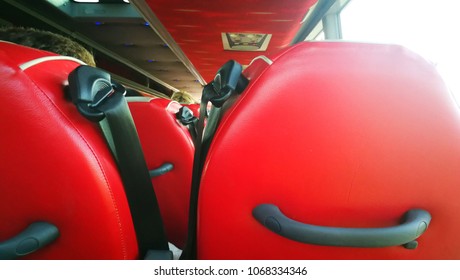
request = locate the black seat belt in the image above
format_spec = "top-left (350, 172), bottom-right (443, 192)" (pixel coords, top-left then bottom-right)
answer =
top-left (68, 65), bottom-right (171, 260)
top-left (181, 60), bottom-right (248, 259)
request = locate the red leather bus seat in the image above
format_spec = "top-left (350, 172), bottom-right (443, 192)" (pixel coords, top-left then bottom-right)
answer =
top-left (128, 97), bottom-right (194, 248)
top-left (0, 42), bottom-right (138, 259)
top-left (197, 42), bottom-right (460, 259)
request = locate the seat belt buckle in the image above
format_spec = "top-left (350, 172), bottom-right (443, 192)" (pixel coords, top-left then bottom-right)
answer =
top-left (144, 250), bottom-right (174, 260)
top-left (68, 65), bottom-right (126, 122)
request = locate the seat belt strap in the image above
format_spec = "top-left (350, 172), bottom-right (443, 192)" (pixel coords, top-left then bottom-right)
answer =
top-left (181, 60), bottom-right (248, 259)
top-left (68, 65), bottom-right (171, 259)
top-left (180, 86), bottom-right (213, 260)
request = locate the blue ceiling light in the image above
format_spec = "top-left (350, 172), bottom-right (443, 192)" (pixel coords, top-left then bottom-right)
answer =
top-left (147, 59), bottom-right (156, 63)
top-left (144, 22), bottom-right (150, 27)
top-left (95, 21), bottom-right (103, 26)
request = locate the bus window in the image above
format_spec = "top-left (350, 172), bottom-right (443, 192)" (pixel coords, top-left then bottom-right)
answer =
top-left (340, 0), bottom-right (460, 104)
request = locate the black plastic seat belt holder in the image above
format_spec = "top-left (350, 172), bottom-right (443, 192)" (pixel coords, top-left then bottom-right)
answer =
top-left (181, 60), bottom-right (249, 260)
top-left (68, 65), bottom-right (171, 260)
top-left (176, 106), bottom-right (198, 141)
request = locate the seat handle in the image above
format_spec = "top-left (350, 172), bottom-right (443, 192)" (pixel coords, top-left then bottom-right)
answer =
top-left (0, 222), bottom-right (59, 259)
top-left (253, 204), bottom-right (431, 249)
top-left (149, 163), bottom-right (174, 177)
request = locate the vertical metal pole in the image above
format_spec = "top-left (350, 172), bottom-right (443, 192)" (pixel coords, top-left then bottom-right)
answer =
top-left (322, 12), bottom-right (343, 40)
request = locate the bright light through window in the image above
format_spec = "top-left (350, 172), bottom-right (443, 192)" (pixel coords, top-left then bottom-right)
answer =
top-left (341, 0), bottom-right (460, 104)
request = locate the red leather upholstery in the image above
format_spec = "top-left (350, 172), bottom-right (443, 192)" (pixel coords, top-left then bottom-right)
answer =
top-left (197, 42), bottom-right (460, 259)
top-left (128, 97), bottom-right (194, 248)
top-left (0, 42), bottom-right (138, 259)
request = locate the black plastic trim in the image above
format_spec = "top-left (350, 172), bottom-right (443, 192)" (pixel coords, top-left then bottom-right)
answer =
top-left (0, 222), bottom-right (59, 259)
top-left (253, 204), bottom-right (431, 248)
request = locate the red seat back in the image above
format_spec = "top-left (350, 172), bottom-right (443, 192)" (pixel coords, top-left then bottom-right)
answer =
top-left (0, 42), bottom-right (138, 259)
top-left (197, 42), bottom-right (460, 259)
top-left (128, 97), bottom-right (194, 248)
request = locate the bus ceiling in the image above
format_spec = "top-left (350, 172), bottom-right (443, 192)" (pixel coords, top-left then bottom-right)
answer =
top-left (0, 0), bottom-right (349, 99)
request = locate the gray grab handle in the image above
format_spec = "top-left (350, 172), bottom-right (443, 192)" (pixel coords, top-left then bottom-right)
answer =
top-left (0, 222), bottom-right (59, 259)
top-left (149, 163), bottom-right (174, 177)
top-left (253, 204), bottom-right (431, 249)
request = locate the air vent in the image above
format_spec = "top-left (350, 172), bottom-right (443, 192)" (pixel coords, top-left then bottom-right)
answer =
top-left (222, 33), bottom-right (272, 51)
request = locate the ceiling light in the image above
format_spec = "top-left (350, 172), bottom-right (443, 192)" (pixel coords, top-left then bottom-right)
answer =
top-left (222, 33), bottom-right (272, 51)
top-left (47, 0), bottom-right (68, 6)
top-left (73, 0), bottom-right (99, 3)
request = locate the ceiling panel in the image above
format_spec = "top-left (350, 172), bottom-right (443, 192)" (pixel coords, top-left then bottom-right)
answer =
top-left (2, 0), bottom-right (318, 100)
top-left (139, 0), bottom-right (318, 82)
top-left (78, 18), bottom-right (204, 95)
